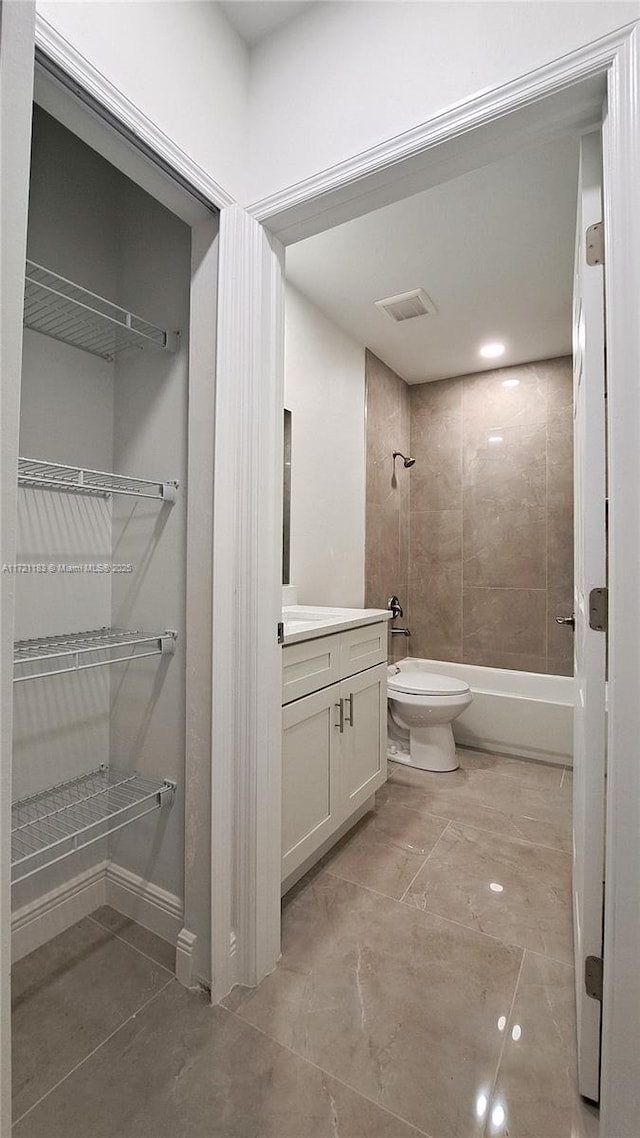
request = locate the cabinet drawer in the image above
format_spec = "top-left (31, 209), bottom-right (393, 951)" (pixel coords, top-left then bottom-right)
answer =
top-left (340, 622), bottom-right (387, 678)
top-left (282, 633), bottom-right (341, 704)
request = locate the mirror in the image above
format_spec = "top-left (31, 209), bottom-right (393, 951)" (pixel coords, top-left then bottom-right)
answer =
top-left (283, 408), bottom-right (291, 585)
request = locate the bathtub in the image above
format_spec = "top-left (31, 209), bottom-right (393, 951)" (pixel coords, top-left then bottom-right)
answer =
top-left (393, 657), bottom-right (574, 767)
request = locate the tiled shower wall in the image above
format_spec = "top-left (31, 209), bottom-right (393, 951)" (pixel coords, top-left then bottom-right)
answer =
top-left (364, 351), bottom-right (410, 661)
top-left (365, 353), bottom-right (574, 676)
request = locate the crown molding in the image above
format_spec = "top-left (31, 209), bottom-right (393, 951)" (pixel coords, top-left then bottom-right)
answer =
top-left (248, 22), bottom-right (636, 241)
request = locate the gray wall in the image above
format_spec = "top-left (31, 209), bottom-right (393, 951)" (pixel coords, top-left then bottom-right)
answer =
top-left (365, 353), bottom-right (574, 676)
top-left (108, 166), bottom-right (191, 900)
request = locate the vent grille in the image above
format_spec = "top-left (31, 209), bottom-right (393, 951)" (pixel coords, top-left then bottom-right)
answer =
top-left (375, 288), bottom-right (437, 323)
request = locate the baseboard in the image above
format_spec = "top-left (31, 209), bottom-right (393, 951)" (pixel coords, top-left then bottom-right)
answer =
top-left (11, 860), bottom-right (184, 964)
top-left (105, 862), bottom-right (183, 948)
top-left (12, 861), bottom-right (108, 962)
top-left (175, 927), bottom-right (199, 989)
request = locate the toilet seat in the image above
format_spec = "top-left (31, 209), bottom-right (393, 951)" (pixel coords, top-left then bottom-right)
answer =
top-left (387, 671), bottom-right (470, 698)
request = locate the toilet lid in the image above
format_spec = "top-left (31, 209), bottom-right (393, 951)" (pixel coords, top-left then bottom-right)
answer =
top-left (387, 670), bottom-right (470, 697)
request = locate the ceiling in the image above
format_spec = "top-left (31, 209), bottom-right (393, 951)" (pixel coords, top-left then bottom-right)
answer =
top-left (286, 135), bottom-right (580, 384)
top-left (219, 1), bottom-right (313, 46)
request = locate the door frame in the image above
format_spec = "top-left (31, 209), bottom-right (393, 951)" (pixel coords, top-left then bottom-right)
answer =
top-left (29, 15), bottom-right (286, 1001)
top-left (0, 4), bottom-right (37, 1129)
top-left (245, 22), bottom-right (640, 1138)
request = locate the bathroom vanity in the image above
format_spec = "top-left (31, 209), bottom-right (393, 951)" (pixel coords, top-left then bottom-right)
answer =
top-left (281, 606), bottom-right (391, 891)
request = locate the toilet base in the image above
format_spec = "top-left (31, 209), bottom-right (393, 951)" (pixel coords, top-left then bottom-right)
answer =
top-left (408, 724), bottom-right (460, 772)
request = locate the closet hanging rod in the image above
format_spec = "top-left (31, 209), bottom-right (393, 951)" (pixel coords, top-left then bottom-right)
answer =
top-left (18, 457), bottom-right (178, 502)
top-left (11, 766), bottom-right (176, 885)
top-left (23, 260), bottom-right (179, 361)
top-left (13, 627), bottom-right (177, 683)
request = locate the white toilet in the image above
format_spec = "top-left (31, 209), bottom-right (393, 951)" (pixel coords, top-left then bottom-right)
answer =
top-left (387, 661), bottom-right (472, 772)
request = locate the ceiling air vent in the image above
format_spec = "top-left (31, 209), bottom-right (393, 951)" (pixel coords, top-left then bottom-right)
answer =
top-left (375, 288), bottom-right (437, 323)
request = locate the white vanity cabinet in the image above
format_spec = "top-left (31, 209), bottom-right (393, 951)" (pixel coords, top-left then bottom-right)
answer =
top-left (281, 620), bottom-right (388, 888)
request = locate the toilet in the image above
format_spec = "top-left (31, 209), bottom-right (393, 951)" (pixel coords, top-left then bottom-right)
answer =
top-left (387, 661), bottom-right (472, 772)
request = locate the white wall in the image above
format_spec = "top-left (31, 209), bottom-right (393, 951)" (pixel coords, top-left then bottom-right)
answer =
top-left (248, 0), bottom-right (640, 203)
top-left (36, 0), bottom-right (249, 202)
top-left (285, 284), bottom-right (365, 607)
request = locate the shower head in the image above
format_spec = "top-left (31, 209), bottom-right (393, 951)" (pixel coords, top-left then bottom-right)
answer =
top-left (393, 451), bottom-right (416, 469)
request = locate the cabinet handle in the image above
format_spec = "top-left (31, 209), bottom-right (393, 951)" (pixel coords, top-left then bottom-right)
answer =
top-left (345, 692), bottom-right (354, 728)
top-left (335, 698), bottom-right (345, 733)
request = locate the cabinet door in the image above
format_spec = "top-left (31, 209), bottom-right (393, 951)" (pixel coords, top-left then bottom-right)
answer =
top-left (339, 663), bottom-right (387, 815)
top-left (282, 683), bottom-right (341, 880)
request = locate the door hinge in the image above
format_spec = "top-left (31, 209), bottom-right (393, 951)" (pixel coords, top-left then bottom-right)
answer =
top-left (589, 587), bottom-right (608, 632)
top-left (586, 221), bottom-right (604, 266)
top-left (277, 621), bottom-right (284, 645)
top-left (585, 954), bottom-right (603, 1001)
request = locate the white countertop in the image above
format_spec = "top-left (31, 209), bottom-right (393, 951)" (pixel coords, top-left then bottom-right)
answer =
top-left (282, 605), bottom-right (391, 645)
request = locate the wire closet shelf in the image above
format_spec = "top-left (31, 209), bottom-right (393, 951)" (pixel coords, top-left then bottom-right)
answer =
top-left (24, 260), bottom-right (179, 361)
top-left (11, 766), bottom-right (176, 884)
top-left (13, 627), bottom-right (177, 683)
top-left (18, 457), bottom-right (178, 502)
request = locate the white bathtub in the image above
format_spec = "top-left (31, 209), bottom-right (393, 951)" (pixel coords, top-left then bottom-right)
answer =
top-left (394, 657), bottom-right (574, 767)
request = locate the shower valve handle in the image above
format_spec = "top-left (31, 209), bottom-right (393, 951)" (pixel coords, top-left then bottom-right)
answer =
top-left (387, 595), bottom-right (403, 620)
top-left (555, 613), bottom-right (576, 630)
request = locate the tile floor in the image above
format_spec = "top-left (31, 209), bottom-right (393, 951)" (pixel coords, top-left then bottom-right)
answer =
top-left (12, 749), bottom-right (598, 1138)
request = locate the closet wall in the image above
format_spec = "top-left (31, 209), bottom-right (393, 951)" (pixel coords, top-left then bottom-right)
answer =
top-left (109, 168), bottom-right (190, 901)
top-left (12, 108), bottom-right (190, 920)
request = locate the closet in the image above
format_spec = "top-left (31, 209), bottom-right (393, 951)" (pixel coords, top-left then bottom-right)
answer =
top-left (11, 106), bottom-right (191, 957)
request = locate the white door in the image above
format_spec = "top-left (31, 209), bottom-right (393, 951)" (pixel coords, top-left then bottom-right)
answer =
top-left (572, 130), bottom-right (607, 1102)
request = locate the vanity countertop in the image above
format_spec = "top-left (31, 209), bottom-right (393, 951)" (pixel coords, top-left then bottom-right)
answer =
top-left (282, 605), bottom-right (391, 645)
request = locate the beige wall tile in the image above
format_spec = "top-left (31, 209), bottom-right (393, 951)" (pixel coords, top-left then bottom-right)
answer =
top-left (463, 504), bottom-right (547, 589)
top-left (463, 587), bottom-right (547, 662)
top-left (547, 584), bottom-right (574, 676)
top-left (410, 509), bottom-right (462, 570)
top-left (365, 352), bottom-right (411, 628)
top-left (409, 588), bottom-right (463, 662)
top-left (464, 421), bottom-right (547, 511)
top-left (409, 510), bottom-right (462, 659)
top-left (410, 377), bottom-right (462, 511)
top-left (544, 356), bottom-right (573, 415)
top-left (366, 355), bottom-right (573, 675)
top-left (461, 362), bottom-right (547, 430)
top-left (365, 503), bottom-right (400, 608)
top-left (547, 505), bottom-right (574, 589)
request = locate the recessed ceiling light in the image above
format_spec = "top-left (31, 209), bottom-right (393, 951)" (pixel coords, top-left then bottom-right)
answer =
top-left (502, 378), bottom-right (519, 388)
top-left (489, 881), bottom-right (504, 892)
top-left (480, 341), bottom-right (505, 359)
top-left (488, 435), bottom-right (503, 444)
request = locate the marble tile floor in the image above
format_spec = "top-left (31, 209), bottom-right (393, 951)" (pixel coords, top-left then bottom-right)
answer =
top-left (13, 750), bottom-right (597, 1138)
